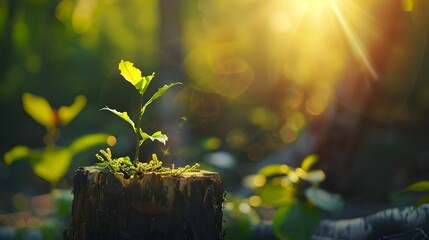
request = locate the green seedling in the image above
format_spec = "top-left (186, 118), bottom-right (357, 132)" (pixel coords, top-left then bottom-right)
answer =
top-left (98, 60), bottom-right (199, 176)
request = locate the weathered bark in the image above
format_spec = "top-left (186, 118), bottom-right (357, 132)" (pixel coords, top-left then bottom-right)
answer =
top-left (64, 167), bottom-right (224, 240)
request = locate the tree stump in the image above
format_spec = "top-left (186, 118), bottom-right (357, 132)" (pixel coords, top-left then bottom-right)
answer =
top-left (64, 167), bottom-right (224, 240)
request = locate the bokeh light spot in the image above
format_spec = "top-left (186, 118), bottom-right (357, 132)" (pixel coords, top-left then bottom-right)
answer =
top-left (279, 124), bottom-right (298, 143)
top-left (401, 0), bottom-right (414, 12)
top-left (248, 195), bottom-right (262, 207)
top-left (107, 135), bottom-right (117, 146)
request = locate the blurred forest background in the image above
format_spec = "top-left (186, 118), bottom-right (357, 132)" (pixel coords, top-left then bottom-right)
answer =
top-left (1, 0), bottom-right (429, 225)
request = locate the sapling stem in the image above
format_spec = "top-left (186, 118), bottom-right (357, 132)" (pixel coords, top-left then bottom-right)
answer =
top-left (134, 93), bottom-right (145, 163)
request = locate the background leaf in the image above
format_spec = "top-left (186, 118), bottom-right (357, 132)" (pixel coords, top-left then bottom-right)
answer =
top-left (58, 95), bottom-right (87, 126)
top-left (404, 181), bottom-right (429, 192)
top-left (258, 164), bottom-right (291, 177)
top-left (32, 147), bottom-right (72, 184)
top-left (273, 202), bottom-right (321, 240)
top-left (305, 187), bottom-right (344, 213)
top-left (4, 146), bottom-right (33, 164)
top-left (100, 107), bottom-right (136, 132)
top-left (301, 154), bottom-right (319, 171)
top-left (22, 93), bottom-right (54, 128)
top-left (69, 133), bottom-right (110, 154)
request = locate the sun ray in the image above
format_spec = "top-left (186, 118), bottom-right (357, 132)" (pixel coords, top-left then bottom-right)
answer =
top-left (330, 0), bottom-right (379, 80)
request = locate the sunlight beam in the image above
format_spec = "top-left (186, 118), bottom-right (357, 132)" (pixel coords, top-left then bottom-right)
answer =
top-left (330, 0), bottom-right (379, 80)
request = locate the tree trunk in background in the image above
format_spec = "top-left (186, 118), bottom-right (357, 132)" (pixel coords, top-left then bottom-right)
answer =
top-left (302, 1), bottom-right (429, 198)
top-left (64, 167), bottom-right (224, 240)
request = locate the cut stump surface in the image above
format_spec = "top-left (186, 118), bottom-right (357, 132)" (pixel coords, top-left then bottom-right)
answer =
top-left (64, 166), bottom-right (224, 240)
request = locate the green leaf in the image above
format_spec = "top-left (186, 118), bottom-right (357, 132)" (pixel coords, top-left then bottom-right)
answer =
top-left (305, 187), bottom-right (344, 213)
top-left (404, 181), bottom-right (429, 192)
top-left (100, 107), bottom-right (136, 132)
top-left (258, 181), bottom-right (295, 207)
top-left (273, 202), bottom-right (321, 240)
top-left (4, 146), bottom-right (33, 164)
top-left (22, 93), bottom-right (54, 128)
top-left (413, 195), bottom-right (429, 209)
top-left (258, 164), bottom-right (291, 177)
top-left (32, 147), bottom-right (73, 184)
top-left (301, 154), bottom-right (318, 171)
top-left (142, 82), bottom-right (182, 111)
top-left (139, 130), bottom-right (168, 145)
top-left (58, 95), bottom-right (87, 126)
top-left (151, 131), bottom-right (168, 145)
top-left (118, 60), bottom-right (143, 87)
top-left (69, 133), bottom-right (111, 154)
top-left (301, 170), bottom-right (326, 184)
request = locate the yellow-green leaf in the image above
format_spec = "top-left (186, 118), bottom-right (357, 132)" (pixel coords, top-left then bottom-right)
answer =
top-left (301, 154), bottom-right (319, 171)
top-left (69, 133), bottom-right (110, 154)
top-left (32, 147), bottom-right (72, 184)
top-left (4, 146), bottom-right (32, 164)
top-left (413, 195), bottom-right (429, 209)
top-left (404, 181), bottom-right (429, 192)
top-left (258, 164), bottom-right (291, 177)
top-left (118, 60), bottom-right (144, 88)
top-left (23, 93), bottom-right (54, 128)
top-left (58, 95), bottom-right (86, 126)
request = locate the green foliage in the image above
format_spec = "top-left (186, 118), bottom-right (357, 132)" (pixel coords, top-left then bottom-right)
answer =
top-left (96, 148), bottom-right (200, 177)
top-left (273, 202), bottom-right (321, 240)
top-left (403, 181), bottom-right (429, 209)
top-left (240, 154), bottom-right (344, 239)
top-left (4, 93), bottom-right (110, 185)
top-left (101, 60), bottom-right (181, 162)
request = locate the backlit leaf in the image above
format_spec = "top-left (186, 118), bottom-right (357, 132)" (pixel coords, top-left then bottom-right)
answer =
top-left (118, 60), bottom-right (144, 90)
top-left (413, 195), bottom-right (429, 209)
top-left (301, 170), bottom-right (326, 184)
top-left (22, 93), bottom-right (54, 128)
top-left (301, 154), bottom-right (318, 171)
top-left (142, 82), bottom-right (182, 111)
top-left (258, 181), bottom-right (294, 207)
top-left (139, 130), bottom-right (168, 145)
top-left (32, 147), bottom-right (72, 184)
top-left (305, 187), bottom-right (344, 213)
top-left (258, 164), bottom-right (291, 177)
top-left (69, 133), bottom-right (110, 154)
top-left (4, 146), bottom-right (32, 164)
top-left (58, 95), bottom-right (86, 126)
top-left (100, 107), bottom-right (136, 132)
top-left (273, 202), bottom-right (321, 240)
top-left (404, 181), bottom-right (429, 192)
top-left (151, 131), bottom-right (168, 145)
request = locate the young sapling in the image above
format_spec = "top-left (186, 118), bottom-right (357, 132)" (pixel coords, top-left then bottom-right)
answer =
top-left (98, 60), bottom-right (199, 176)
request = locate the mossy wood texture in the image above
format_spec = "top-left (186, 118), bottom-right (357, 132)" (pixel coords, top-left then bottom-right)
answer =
top-left (64, 167), bottom-right (224, 240)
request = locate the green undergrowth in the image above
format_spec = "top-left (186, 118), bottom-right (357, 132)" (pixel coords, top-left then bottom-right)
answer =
top-left (96, 148), bottom-right (201, 177)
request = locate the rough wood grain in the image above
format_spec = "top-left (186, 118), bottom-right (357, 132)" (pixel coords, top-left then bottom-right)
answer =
top-left (64, 167), bottom-right (224, 240)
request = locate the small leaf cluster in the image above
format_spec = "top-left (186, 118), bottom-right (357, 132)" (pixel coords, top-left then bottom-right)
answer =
top-left (240, 154), bottom-right (344, 240)
top-left (96, 148), bottom-right (200, 177)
